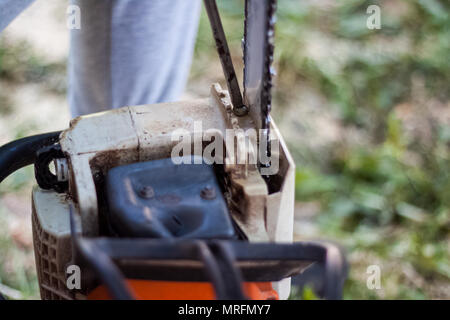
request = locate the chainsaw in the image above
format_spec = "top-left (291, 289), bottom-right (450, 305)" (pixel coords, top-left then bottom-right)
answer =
top-left (0, 0), bottom-right (347, 300)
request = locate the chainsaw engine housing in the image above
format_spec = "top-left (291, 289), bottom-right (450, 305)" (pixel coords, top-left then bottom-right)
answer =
top-left (31, 84), bottom-right (296, 299)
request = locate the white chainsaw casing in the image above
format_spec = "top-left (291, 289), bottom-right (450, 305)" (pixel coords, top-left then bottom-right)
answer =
top-left (32, 83), bottom-right (295, 299)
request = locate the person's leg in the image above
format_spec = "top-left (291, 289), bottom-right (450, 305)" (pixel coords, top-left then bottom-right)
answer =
top-left (0, 0), bottom-right (35, 32)
top-left (69, 0), bottom-right (201, 117)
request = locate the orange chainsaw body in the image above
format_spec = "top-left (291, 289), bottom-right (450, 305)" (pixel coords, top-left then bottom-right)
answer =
top-left (88, 280), bottom-right (278, 300)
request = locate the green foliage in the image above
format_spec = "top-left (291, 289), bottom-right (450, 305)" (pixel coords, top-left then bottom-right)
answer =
top-left (0, 40), bottom-right (67, 94)
top-left (0, 211), bottom-right (39, 299)
top-left (296, 111), bottom-right (449, 298)
top-left (277, 0), bottom-right (450, 299)
top-left (288, 285), bottom-right (319, 300)
top-left (301, 286), bottom-right (319, 300)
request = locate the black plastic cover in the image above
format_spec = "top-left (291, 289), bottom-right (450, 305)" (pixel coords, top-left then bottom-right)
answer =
top-left (105, 157), bottom-right (236, 239)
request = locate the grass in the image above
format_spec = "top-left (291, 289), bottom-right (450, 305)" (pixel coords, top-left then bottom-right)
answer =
top-left (0, 168), bottom-right (39, 300)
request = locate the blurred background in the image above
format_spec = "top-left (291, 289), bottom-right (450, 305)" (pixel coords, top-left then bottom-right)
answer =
top-left (0, 0), bottom-right (448, 299)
